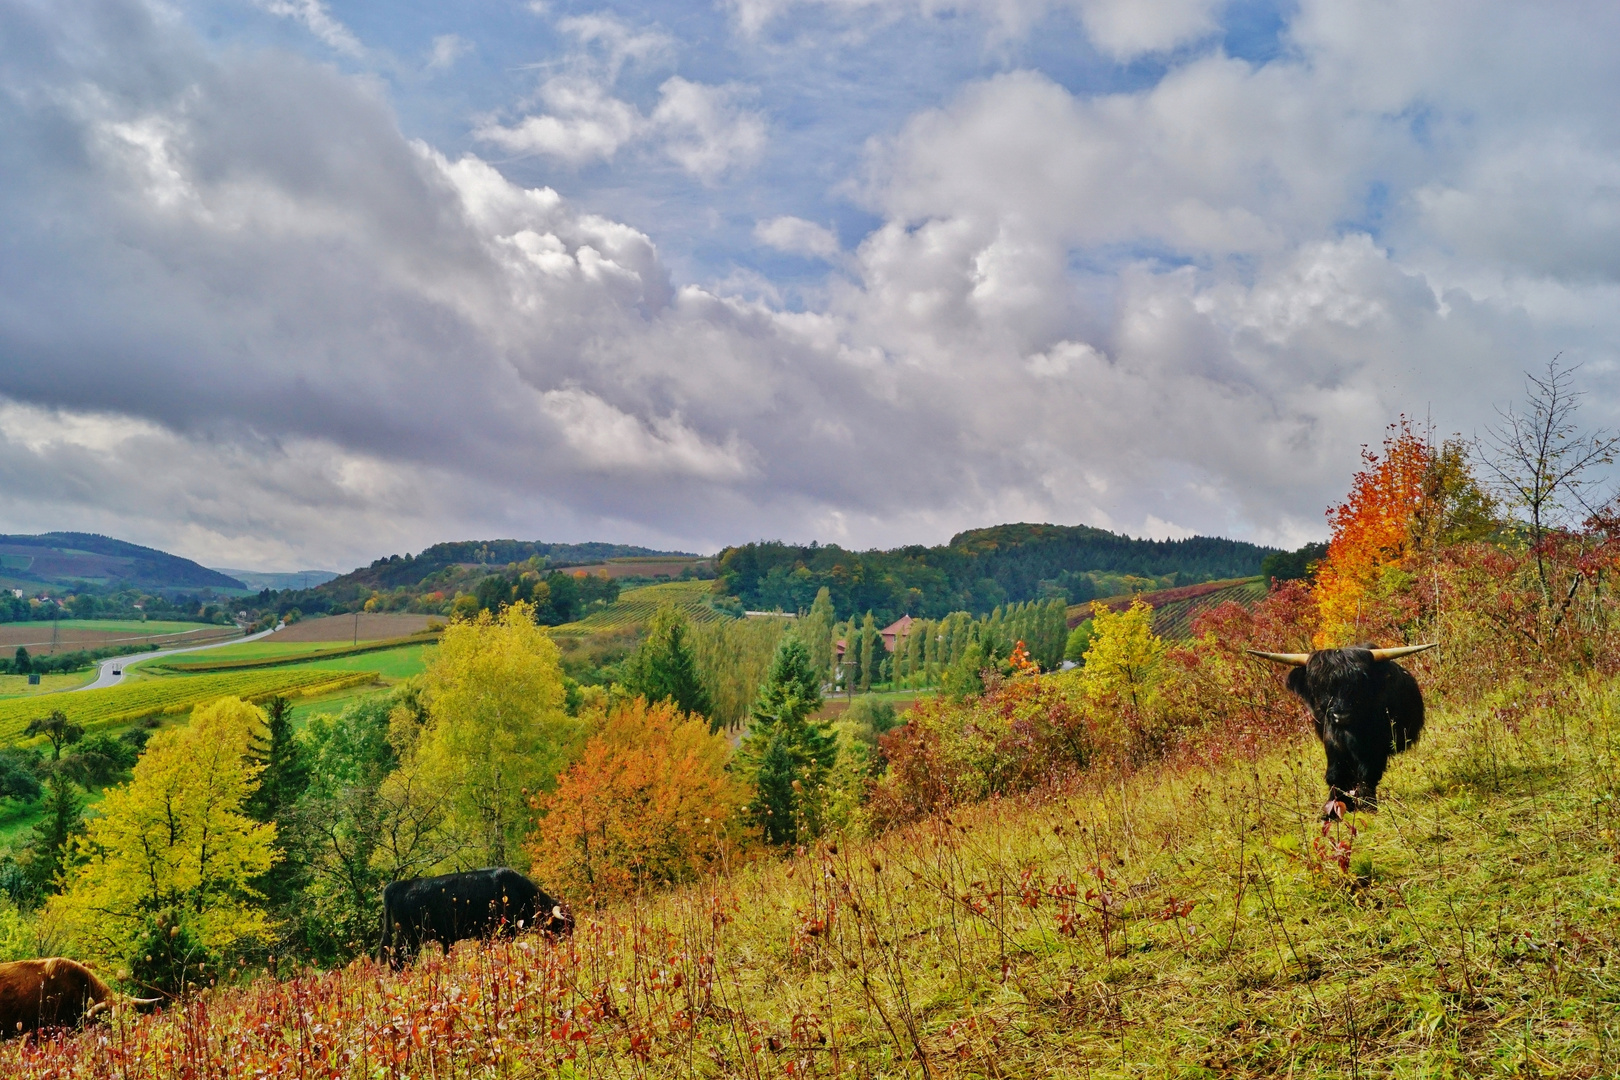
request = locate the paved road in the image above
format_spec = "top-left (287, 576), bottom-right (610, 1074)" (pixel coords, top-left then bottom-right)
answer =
top-left (71, 625), bottom-right (282, 692)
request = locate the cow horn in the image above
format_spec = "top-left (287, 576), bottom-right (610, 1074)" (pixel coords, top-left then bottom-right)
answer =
top-left (1246, 649), bottom-right (1311, 666)
top-left (1367, 643), bottom-right (1439, 661)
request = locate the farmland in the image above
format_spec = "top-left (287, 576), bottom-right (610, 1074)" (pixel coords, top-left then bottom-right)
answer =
top-left (552, 579), bottom-right (730, 636)
top-left (0, 620), bottom-right (237, 655)
top-left (0, 668), bottom-right (380, 744)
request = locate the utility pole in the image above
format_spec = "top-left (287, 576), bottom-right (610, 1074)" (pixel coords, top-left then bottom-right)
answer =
top-left (354, 610), bottom-right (360, 646)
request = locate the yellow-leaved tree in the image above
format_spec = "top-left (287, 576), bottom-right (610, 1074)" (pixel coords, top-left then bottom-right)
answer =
top-left (1080, 600), bottom-right (1168, 762)
top-left (395, 600), bottom-right (578, 869)
top-left (50, 696), bottom-right (278, 987)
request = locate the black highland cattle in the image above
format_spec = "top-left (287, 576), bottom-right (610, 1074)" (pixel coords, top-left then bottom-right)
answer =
top-left (1249, 643), bottom-right (1436, 815)
top-left (380, 867), bottom-right (572, 968)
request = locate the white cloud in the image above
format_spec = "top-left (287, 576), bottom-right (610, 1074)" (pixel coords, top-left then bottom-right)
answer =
top-left (8, 0), bottom-right (1620, 568)
top-left (257, 0), bottom-right (363, 56)
top-left (755, 216), bottom-right (841, 258)
top-left (653, 78), bottom-right (767, 182)
top-left (475, 78), bottom-right (646, 164)
top-left (426, 34), bottom-right (471, 71)
top-left (1072, 0), bottom-right (1220, 59)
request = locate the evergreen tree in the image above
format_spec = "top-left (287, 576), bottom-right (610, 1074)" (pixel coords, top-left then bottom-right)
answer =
top-left (737, 637), bottom-right (836, 846)
top-left (625, 604), bottom-right (715, 727)
top-left (249, 696), bottom-right (309, 823)
top-left (25, 773), bottom-right (85, 895)
top-left (12, 647), bottom-right (29, 675)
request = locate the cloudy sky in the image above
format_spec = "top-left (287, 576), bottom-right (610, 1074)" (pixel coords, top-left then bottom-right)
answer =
top-left (1, 0), bottom-right (1618, 571)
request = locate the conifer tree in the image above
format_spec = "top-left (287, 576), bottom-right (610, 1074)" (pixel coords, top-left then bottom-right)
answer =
top-left (625, 604), bottom-right (715, 727)
top-left (737, 637), bottom-right (836, 846)
top-left (800, 588), bottom-right (837, 683)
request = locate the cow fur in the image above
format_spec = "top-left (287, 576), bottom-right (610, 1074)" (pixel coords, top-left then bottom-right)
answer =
top-left (1283, 646), bottom-right (1427, 814)
top-left (0, 958), bottom-right (120, 1038)
top-left (380, 867), bottom-right (572, 969)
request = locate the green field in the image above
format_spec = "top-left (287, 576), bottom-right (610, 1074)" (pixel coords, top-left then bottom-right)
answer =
top-left (553, 580), bottom-right (731, 636)
top-left (0, 671), bottom-right (97, 698)
top-left (266, 643), bottom-right (434, 681)
top-left (155, 635), bottom-right (435, 672)
top-left (0, 668), bottom-right (381, 744)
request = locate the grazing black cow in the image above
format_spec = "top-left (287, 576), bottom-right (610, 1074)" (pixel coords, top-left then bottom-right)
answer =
top-left (1249, 643), bottom-right (1435, 815)
top-left (379, 867), bottom-right (572, 968)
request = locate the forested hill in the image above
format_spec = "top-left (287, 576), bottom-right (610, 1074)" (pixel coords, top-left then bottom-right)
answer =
top-left (0, 532), bottom-right (245, 591)
top-left (718, 522), bottom-right (1277, 622)
top-left (318, 540), bottom-right (694, 593)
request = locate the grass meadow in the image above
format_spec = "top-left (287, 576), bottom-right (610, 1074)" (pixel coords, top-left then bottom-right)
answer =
top-left (7, 669), bottom-right (1620, 1076)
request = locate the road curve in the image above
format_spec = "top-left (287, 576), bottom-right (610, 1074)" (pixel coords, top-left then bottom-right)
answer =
top-left (71, 626), bottom-right (282, 692)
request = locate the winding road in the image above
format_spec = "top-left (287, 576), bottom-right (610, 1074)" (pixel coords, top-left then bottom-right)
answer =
top-left (70, 624), bottom-right (283, 692)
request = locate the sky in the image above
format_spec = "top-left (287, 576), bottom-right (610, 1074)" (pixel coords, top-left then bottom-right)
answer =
top-left (1, 0), bottom-right (1619, 572)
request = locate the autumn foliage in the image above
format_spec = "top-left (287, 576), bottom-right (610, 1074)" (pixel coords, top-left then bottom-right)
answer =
top-left (527, 698), bottom-right (748, 904)
top-left (1311, 419), bottom-right (1432, 644)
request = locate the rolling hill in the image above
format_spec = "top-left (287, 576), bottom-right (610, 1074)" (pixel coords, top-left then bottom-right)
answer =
top-left (0, 533), bottom-right (245, 591)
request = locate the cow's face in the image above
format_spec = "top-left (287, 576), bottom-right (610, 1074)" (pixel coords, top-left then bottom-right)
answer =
top-left (543, 903), bottom-right (575, 936)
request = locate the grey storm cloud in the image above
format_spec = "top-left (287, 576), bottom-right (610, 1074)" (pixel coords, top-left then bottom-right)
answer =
top-left (1, 0), bottom-right (1619, 569)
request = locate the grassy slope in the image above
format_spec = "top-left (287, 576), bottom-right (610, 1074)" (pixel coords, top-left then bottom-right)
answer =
top-left (13, 676), bottom-right (1620, 1076)
top-left (3, 619), bottom-right (221, 634)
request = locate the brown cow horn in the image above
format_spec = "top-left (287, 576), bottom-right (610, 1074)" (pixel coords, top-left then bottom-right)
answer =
top-left (1367, 643), bottom-right (1438, 661)
top-left (1246, 649), bottom-right (1310, 666)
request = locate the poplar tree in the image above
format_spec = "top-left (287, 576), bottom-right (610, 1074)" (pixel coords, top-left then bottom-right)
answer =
top-left (858, 612), bottom-right (879, 692)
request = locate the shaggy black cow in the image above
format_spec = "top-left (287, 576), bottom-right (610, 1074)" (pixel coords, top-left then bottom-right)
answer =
top-left (1249, 643), bottom-right (1436, 815)
top-left (379, 868), bottom-right (572, 968)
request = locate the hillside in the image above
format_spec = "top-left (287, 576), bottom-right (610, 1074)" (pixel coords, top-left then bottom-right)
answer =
top-left (0, 533), bottom-right (244, 591)
top-left (1071, 575), bottom-right (1270, 638)
top-left (317, 540), bottom-right (694, 594)
top-left (718, 523), bottom-right (1278, 623)
top-left (10, 673), bottom-right (1616, 1076)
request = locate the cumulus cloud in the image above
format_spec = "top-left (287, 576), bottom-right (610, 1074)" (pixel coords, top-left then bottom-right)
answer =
top-left (4, 0), bottom-right (1620, 568)
top-left (473, 15), bottom-right (763, 180)
top-left (426, 34), bottom-right (472, 71)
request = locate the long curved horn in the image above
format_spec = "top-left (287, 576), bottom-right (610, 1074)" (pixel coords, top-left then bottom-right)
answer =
top-left (1367, 643), bottom-right (1439, 662)
top-left (1246, 649), bottom-right (1310, 666)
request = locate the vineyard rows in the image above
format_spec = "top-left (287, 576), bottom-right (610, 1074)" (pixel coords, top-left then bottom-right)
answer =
top-left (552, 581), bottom-right (729, 636)
top-left (1070, 576), bottom-right (1269, 640)
top-left (0, 669), bottom-right (379, 744)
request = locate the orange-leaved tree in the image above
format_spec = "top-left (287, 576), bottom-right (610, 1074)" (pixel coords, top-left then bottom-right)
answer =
top-left (1312, 419), bottom-right (1433, 644)
top-left (527, 697), bottom-right (748, 904)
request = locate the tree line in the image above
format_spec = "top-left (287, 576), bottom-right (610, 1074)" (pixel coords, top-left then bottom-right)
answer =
top-left (717, 522), bottom-right (1276, 623)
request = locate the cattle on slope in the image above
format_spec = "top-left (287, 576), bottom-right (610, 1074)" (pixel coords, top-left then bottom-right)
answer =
top-left (1249, 643), bottom-right (1435, 815)
top-left (380, 867), bottom-right (572, 969)
top-left (0, 957), bottom-right (159, 1038)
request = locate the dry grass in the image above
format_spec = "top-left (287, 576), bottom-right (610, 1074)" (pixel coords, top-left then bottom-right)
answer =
top-left (271, 614), bottom-right (442, 643)
top-left (8, 673), bottom-right (1620, 1077)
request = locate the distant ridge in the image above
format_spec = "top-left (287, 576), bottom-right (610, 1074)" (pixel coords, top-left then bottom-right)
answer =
top-left (0, 532), bottom-right (245, 591)
top-left (290, 540), bottom-right (696, 597)
top-left (213, 569), bottom-right (342, 592)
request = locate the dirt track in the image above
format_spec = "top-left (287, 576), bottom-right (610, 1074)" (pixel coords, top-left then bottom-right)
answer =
top-left (271, 613), bottom-right (440, 642)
